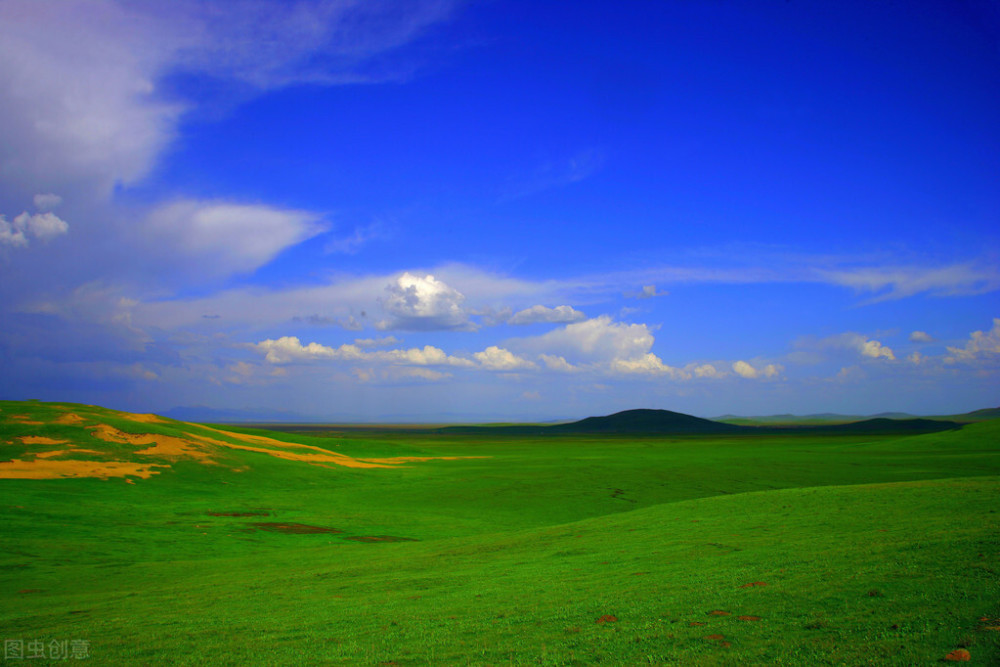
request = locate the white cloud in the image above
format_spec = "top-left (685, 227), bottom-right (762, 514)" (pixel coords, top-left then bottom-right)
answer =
top-left (690, 363), bottom-right (726, 379)
top-left (353, 336), bottom-right (401, 348)
top-left (815, 263), bottom-right (1000, 300)
top-left (33, 193), bottom-right (63, 211)
top-left (144, 200), bottom-right (327, 275)
top-left (353, 366), bottom-right (452, 383)
top-left (859, 338), bottom-right (895, 360)
top-left (379, 272), bottom-right (472, 331)
top-left (539, 354), bottom-right (576, 372)
top-left (521, 316), bottom-right (656, 364)
top-left (793, 332), bottom-right (896, 363)
top-left (732, 360), bottom-right (782, 379)
top-left (625, 284), bottom-right (667, 299)
top-left (501, 148), bottom-right (604, 200)
top-left (474, 346), bottom-right (537, 371)
top-left (909, 330), bottom-right (934, 343)
top-left (0, 210), bottom-right (69, 247)
top-left (507, 304), bottom-right (585, 325)
top-left (325, 221), bottom-right (388, 255)
top-left (945, 318), bottom-right (1000, 363)
top-left (610, 353), bottom-right (689, 379)
top-left (255, 336), bottom-right (473, 368)
top-left (0, 0), bottom-right (457, 200)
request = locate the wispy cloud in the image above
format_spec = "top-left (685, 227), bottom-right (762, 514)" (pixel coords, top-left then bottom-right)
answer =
top-left (499, 148), bottom-right (604, 201)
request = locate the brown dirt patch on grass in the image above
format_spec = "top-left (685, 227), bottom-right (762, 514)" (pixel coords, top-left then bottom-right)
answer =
top-left (89, 424), bottom-right (217, 462)
top-left (250, 522), bottom-right (342, 534)
top-left (9, 415), bottom-right (43, 425)
top-left (740, 582), bottom-right (768, 588)
top-left (33, 449), bottom-right (104, 459)
top-left (709, 610), bottom-right (730, 616)
top-left (0, 458), bottom-right (165, 480)
top-left (704, 634), bottom-right (726, 641)
top-left (193, 424), bottom-right (488, 468)
top-left (121, 412), bottom-right (166, 424)
top-left (688, 622), bottom-right (706, 627)
top-left (19, 436), bottom-right (68, 445)
top-left (345, 535), bottom-right (418, 543)
top-left (944, 649), bottom-right (971, 661)
top-left (54, 413), bottom-right (86, 425)
top-left (737, 615), bottom-right (762, 621)
top-left (595, 615), bottom-right (618, 624)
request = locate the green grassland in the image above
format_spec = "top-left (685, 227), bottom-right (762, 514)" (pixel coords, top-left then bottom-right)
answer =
top-left (1, 400), bottom-right (998, 665)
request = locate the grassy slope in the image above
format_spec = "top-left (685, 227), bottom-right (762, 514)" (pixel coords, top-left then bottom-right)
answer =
top-left (1, 401), bottom-right (998, 664)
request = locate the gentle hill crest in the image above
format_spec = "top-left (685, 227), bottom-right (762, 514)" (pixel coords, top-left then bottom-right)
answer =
top-left (548, 408), bottom-right (741, 435)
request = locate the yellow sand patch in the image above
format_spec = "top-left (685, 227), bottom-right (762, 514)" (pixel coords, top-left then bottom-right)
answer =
top-left (34, 449), bottom-right (104, 459)
top-left (19, 436), bottom-right (68, 445)
top-left (0, 458), bottom-right (165, 480)
top-left (54, 413), bottom-right (87, 425)
top-left (89, 424), bottom-right (216, 462)
top-left (134, 436), bottom-right (216, 461)
top-left (120, 412), bottom-right (166, 424)
top-left (192, 424), bottom-right (490, 468)
top-left (9, 415), bottom-right (43, 425)
top-left (186, 433), bottom-right (393, 469)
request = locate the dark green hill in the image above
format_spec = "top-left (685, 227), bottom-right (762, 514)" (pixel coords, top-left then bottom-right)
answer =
top-left (549, 408), bottom-right (741, 435)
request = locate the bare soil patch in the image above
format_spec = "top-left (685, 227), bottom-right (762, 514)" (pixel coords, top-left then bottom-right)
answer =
top-left (19, 436), bottom-right (68, 445)
top-left (250, 522), bottom-right (342, 534)
top-left (704, 634), bottom-right (726, 641)
top-left (9, 415), bottom-right (42, 424)
top-left (121, 413), bottom-right (166, 424)
top-left (54, 413), bottom-right (86, 425)
top-left (595, 615), bottom-right (618, 624)
top-left (737, 615), bottom-right (762, 621)
top-left (944, 649), bottom-right (971, 661)
top-left (0, 458), bottom-right (165, 480)
top-left (740, 582), bottom-right (768, 588)
top-left (709, 610), bottom-right (730, 616)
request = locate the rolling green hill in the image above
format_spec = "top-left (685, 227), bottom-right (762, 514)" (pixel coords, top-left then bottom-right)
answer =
top-left (1, 400), bottom-right (998, 664)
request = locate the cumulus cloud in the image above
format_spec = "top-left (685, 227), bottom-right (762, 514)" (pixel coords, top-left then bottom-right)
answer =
top-left (731, 360), bottom-right (782, 379)
top-left (0, 209), bottom-right (69, 247)
top-left (521, 316), bottom-right (656, 364)
top-left (539, 354), bottom-right (576, 372)
top-left (379, 272), bottom-right (472, 331)
top-left (909, 330), bottom-right (934, 343)
top-left (610, 353), bottom-right (688, 379)
top-left (859, 338), bottom-right (895, 360)
top-left (255, 336), bottom-right (473, 368)
top-left (945, 318), bottom-right (1000, 363)
top-left (507, 304), bottom-right (586, 325)
top-left (690, 363), bottom-right (726, 379)
top-left (474, 346), bottom-right (537, 371)
top-left (144, 200), bottom-right (327, 275)
top-left (793, 332), bottom-right (896, 363)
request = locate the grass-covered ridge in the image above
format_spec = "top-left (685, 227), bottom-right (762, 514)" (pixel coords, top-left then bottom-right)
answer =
top-left (1, 401), bottom-right (998, 664)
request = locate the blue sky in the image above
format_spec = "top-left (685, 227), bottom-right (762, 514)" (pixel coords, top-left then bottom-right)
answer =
top-left (0, 0), bottom-right (998, 421)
